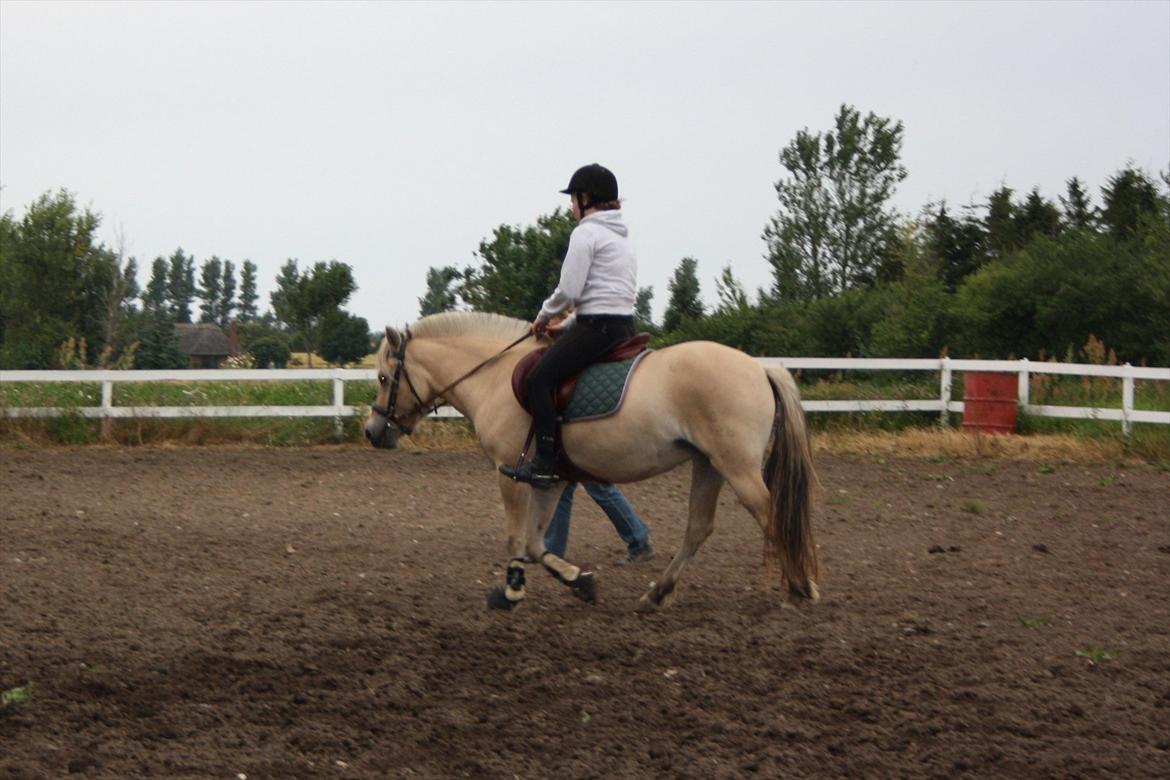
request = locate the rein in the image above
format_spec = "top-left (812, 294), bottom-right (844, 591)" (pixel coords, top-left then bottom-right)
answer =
top-left (371, 330), bottom-right (532, 433)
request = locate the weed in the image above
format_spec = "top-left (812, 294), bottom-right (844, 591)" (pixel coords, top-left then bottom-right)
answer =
top-left (1019, 617), bottom-right (1049, 628)
top-left (1099, 474), bottom-right (1119, 486)
top-left (1, 684), bottom-right (32, 710)
top-left (1075, 647), bottom-right (1117, 665)
top-left (1038, 464), bottom-right (1057, 474)
top-left (960, 499), bottom-right (987, 515)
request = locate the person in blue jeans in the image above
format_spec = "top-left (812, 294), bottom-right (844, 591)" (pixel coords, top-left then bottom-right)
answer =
top-left (544, 482), bottom-right (655, 565)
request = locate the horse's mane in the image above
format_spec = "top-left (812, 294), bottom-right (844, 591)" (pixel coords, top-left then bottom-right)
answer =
top-left (408, 311), bottom-right (530, 341)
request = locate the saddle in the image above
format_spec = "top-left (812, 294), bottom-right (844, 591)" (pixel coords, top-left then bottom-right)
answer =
top-left (511, 333), bottom-right (651, 416)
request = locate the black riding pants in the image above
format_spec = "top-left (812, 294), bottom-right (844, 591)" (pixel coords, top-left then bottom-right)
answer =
top-left (526, 315), bottom-right (636, 452)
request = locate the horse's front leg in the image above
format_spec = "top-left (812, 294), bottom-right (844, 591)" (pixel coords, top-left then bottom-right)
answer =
top-left (487, 476), bottom-right (597, 609)
top-left (486, 474), bottom-right (536, 610)
top-left (529, 488), bottom-right (599, 606)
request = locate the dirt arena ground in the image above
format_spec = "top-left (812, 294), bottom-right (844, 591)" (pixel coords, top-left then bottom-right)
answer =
top-left (1, 446), bottom-right (1168, 779)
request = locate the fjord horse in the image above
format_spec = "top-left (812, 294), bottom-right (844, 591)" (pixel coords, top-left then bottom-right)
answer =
top-left (364, 312), bottom-right (819, 612)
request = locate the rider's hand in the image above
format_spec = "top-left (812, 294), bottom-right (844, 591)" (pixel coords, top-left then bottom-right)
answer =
top-left (530, 317), bottom-right (550, 336)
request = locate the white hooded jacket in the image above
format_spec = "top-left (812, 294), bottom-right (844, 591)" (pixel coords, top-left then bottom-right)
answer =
top-left (538, 210), bottom-right (637, 322)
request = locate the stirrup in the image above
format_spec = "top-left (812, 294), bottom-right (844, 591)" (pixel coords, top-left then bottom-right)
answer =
top-left (499, 460), bottom-right (560, 489)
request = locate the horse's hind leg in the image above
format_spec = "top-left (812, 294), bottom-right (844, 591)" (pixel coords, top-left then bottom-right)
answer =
top-left (721, 463), bottom-right (819, 602)
top-left (636, 456), bottom-right (723, 613)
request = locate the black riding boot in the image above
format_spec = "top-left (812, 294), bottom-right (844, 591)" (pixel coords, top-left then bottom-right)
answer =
top-left (499, 433), bottom-right (560, 489)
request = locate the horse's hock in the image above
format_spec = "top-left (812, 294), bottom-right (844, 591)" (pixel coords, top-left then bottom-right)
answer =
top-left (962, 372), bottom-right (1018, 434)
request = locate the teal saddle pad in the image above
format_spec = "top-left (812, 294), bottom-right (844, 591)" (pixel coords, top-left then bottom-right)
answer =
top-left (563, 353), bottom-right (645, 422)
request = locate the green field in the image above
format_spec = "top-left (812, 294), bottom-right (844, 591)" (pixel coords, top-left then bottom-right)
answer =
top-left (2, 372), bottom-right (1166, 458)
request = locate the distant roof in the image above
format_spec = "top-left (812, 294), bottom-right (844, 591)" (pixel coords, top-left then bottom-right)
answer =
top-left (175, 323), bottom-right (231, 356)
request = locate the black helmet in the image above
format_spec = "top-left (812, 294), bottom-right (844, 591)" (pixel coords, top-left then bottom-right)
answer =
top-left (559, 163), bottom-right (619, 202)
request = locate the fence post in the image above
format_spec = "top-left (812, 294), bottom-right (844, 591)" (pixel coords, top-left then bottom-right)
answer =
top-left (939, 357), bottom-right (952, 427)
top-left (1018, 358), bottom-right (1030, 408)
top-left (332, 371), bottom-right (345, 440)
top-left (1122, 363), bottom-right (1134, 439)
top-left (100, 379), bottom-right (114, 440)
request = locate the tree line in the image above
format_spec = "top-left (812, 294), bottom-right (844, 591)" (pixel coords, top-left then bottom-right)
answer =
top-left (4, 104), bottom-right (1166, 371)
top-left (0, 192), bottom-right (371, 369)
top-left (422, 104), bottom-right (1169, 367)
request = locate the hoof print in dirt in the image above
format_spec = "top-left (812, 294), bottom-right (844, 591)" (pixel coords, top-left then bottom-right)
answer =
top-left (485, 587), bottom-right (519, 611)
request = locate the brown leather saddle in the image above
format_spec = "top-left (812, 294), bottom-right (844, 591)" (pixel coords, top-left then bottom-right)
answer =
top-left (510, 333), bottom-right (651, 415)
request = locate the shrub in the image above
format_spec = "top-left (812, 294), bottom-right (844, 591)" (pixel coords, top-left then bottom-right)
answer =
top-left (250, 337), bottom-right (291, 369)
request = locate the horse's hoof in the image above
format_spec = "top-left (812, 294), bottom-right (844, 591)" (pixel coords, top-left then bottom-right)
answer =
top-left (636, 587), bottom-right (661, 613)
top-left (787, 579), bottom-right (821, 602)
top-left (486, 587), bottom-right (519, 611)
top-left (570, 572), bottom-right (598, 604)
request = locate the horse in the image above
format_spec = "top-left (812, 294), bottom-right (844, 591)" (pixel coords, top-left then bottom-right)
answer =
top-left (364, 311), bottom-right (820, 612)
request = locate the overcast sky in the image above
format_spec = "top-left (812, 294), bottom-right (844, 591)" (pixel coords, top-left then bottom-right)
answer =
top-left (2, 1), bottom-right (1167, 328)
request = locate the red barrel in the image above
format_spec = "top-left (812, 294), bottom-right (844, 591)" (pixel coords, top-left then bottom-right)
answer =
top-left (962, 372), bottom-right (1018, 435)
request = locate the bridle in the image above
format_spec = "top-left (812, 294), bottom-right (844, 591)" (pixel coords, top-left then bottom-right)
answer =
top-left (370, 330), bottom-right (431, 434)
top-left (370, 328), bottom-right (532, 435)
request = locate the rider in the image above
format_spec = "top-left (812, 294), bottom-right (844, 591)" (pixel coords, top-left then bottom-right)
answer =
top-left (500, 163), bottom-right (638, 488)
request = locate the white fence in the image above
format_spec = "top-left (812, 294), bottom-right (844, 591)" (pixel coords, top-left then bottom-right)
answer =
top-left (2, 358), bottom-right (1168, 437)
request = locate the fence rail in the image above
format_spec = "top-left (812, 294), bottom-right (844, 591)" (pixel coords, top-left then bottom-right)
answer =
top-left (2, 358), bottom-right (1168, 436)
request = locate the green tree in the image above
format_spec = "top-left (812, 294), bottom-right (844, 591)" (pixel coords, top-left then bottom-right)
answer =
top-left (198, 256), bottom-right (223, 324)
top-left (1060, 177), bottom-right (1096, 231)
top-left (634, 286), bottom-right (656, 332)
top-left (0, 190), bottom-right (105, 368)
top-left (250, 335), bottom-right (292, 368)
top-left (870, 238), bottom-right (953, 358)
top-left (714, 265), bottom-right (750, 314)
top-left (319, 312), bottom-right (372, 366)
top-left (167, 248), bottom-right (196, 323)
top-left (143, 257), bottom-right (169, 314)
top-left (955, 223), bottom-right (1170, 364)
top-left (764, 104), bottom-right (907, 300)
top-left (924, 203), bottom-right (987, 294)
top-left (419, 265), bottom-right (461, 316)
top-left (1100, 166), bottom-right (1165, 240)
top-left (238, 260), bottom-right (260, 321)
top-left (459, 209), bottom-right (576, 319)
top-left (270, 259), bottom-right (358, 367)
top-left (220, 260), bottom-right (237, 327)
top-left (131, 308), bottom-right (187, 369)
top-left (1016, 188), bottom-right (1062, 244)
top-left (662, 257), bottom-right (704, 332)
top-left (985, 186), bottom-right (1019, 257)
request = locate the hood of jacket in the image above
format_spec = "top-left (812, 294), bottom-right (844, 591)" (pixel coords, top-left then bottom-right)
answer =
top-left (581, 210), bottom-right (628, 237)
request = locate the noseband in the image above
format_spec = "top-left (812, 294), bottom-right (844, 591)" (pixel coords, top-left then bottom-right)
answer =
top-left (370, 329), bottom-right (532, 435)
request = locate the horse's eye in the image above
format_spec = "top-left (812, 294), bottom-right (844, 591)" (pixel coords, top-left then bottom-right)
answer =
top-left (379, 374), bottom-right (387, 384)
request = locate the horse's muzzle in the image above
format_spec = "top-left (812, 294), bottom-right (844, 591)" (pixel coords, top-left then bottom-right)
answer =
top-left (364, 416), bottom-right (399, 449)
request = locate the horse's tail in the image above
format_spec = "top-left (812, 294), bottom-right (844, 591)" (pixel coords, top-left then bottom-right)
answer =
top-left (764, 366), bottom-right (821, 599)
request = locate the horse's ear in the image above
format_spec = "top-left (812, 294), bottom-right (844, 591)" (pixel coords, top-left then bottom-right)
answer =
top-left (385, 326), bottom-right (402, 350)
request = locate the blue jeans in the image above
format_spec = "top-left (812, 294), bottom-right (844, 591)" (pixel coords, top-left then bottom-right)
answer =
top-left (543, 482), bottom-right (651, 559)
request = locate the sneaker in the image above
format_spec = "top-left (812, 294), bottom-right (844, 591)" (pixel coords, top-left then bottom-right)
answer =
top-left (614, 544), bottom-right (655, 566)
top-left (499, 460), bottom-right (560, 489)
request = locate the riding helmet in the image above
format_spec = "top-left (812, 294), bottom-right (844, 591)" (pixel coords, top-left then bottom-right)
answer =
top-left (559, 163), bottom-right (619, 202)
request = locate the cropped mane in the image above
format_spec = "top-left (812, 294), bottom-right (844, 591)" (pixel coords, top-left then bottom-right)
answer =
top-left (408, 311), bottom-right (530, 341)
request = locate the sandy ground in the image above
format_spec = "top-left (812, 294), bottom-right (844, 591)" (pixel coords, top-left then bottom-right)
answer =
top-left (2, 446), bottom-right (1168, 778)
